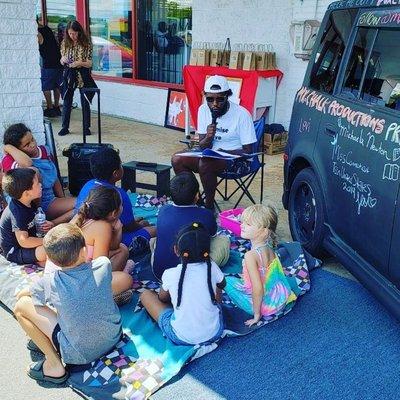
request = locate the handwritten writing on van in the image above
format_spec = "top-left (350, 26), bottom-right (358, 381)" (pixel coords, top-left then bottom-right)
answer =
top-left (338, 119), bottom-right (396, 161)
top-left (295, 87), bottom-right (385, 134)
top-left (332, 162), bottom-right (377, 214)
top-left (383, 163), bottom-right (400, 181)
top-left (359, 10), bottom-right (400, 27)
top-left (376, 0), bottom-right (400, 6)
top-left (328, 0), bottom-right (378, 10)
top-left (332, 143), bottom-right (370, 174)
top-left (329, 0), bottom-right (400, 10)
top-left (298, 117), bottom-right (311, 134)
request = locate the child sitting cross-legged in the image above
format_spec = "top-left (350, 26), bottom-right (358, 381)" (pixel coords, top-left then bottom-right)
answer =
top-left (70, 185), bottom-right (133, 294)
top-left (75, 147), bottom-right (156, 247)
top-left (152, 171), bottom-right (230, 281)
top-left (2, 123), bottom-right (75, 224)
top-left (141, 222), bottom-right (226, 346)
top-left (0, 169), bottom-right (52, 265)
top-left (224, 204), bottom-right (297, 326)
top-left (14, 223), bottom-right (123, 384)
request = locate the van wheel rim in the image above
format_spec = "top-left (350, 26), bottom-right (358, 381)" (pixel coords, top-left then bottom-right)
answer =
top-left (294, 182), bottom-right (317, 242)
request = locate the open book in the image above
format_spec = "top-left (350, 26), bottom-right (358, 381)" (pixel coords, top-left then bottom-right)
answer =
top-left (177, 148), bottom-right (241, 160)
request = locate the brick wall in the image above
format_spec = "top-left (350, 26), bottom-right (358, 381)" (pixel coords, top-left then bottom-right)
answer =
top-left (0, 0), bottom-right (44, 144)
top-left (192, 0), bottom-right (334, 129)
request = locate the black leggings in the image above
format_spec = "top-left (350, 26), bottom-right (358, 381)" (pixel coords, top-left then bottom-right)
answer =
top-left (62, 87), bottom-right (91, 132)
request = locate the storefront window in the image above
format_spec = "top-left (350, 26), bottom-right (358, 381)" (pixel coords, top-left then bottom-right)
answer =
top-left (136, 0), bottom-right (192, 84)
top-left (89, 1), bottom-right (133, 78)
top-left (46, 0), bottom-right (76, 45)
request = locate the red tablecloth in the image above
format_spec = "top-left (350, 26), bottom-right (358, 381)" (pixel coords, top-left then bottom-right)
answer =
top-left (183, 66), bottom-right (283, 128)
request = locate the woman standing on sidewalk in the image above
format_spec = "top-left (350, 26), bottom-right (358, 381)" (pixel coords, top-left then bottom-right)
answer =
top-left (58, 20), bottom-right (97, 137)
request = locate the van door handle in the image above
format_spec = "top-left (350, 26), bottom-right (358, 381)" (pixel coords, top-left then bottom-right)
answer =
top-left (324, 125), bottom-right (338, 145)
top-left (324, 126), bottom-right (336, 137)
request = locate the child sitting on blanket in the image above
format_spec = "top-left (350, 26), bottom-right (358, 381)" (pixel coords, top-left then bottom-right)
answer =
top-left (74, 147), bottom-right (156, 247)
top-left (224, 204), bottom-right (296, 326)
top-left (2, 123), bottom-right (75, 224)
top-left (141, 222), bottom-right (226, 346)
top-left (152, 171), bottom-right (230, 280)
top-left (14, 223), bottom-right (123, 384)
top-left (0, 169), bottom-right (51, 265)
top-left (70, 185), bottom-right (133, 294)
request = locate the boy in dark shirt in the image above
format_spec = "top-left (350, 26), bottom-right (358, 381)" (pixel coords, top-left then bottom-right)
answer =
top-left (75, 147), bottom-right (156, 246)
top-left (152, 171), bottom-right (230, 280)
top-left (0, 169), bottom-right (52, 265)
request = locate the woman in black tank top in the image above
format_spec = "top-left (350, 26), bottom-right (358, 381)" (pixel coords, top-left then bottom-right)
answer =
top-left (38, 23), bottom-right (63, 117)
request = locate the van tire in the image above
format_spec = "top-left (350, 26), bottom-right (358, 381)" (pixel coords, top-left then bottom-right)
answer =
top-left (288, 168), bottom-right (326, 257)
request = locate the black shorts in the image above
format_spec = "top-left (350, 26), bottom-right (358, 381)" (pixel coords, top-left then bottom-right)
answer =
top-left (6, 247), bottom-right (38, 265)
top-left (41, 68), bottom-right (63, 91)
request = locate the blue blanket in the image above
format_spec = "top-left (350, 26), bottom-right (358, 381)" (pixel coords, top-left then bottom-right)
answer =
top-left (0, 193), bottom-right (319, 399)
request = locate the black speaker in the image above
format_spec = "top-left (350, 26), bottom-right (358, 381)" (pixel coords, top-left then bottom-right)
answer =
top-left (63, 143), bottom-right (114, 196)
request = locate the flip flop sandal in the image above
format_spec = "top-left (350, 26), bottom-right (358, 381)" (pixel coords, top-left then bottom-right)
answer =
top-left (26, 339), bottom-right (43, 354)
top-left (113, 288), bottom-right (134, 306)
top-left (27, 359), bottom-right (69, 384)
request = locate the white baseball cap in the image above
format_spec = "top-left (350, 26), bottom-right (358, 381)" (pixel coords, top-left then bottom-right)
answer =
top-left (204, 75), bottom-right (230, 93)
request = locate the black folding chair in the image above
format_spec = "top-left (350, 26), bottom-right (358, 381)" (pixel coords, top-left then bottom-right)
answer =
top-left (214, 116), bottom-right (266, 210)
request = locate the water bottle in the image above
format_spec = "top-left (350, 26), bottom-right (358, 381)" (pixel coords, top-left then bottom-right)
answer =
top-left (34, 207), bottom-right (46, 238)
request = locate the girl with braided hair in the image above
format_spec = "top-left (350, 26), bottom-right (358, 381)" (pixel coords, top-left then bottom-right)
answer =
top-left (225, 204), bottom-right (297, 326)
top-left (140, 222), bottom-right (226, 346)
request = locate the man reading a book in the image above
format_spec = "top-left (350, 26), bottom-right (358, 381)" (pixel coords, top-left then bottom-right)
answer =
top-left (171, 75), bottom-right (256, 210)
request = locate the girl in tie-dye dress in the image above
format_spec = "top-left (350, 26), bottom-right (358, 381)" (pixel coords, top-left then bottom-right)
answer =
top-left (225, 204), bottom-right (296, 326)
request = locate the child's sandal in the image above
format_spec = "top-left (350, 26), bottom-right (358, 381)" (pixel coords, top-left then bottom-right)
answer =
top-left (113, 289), bottom-right (134, 306)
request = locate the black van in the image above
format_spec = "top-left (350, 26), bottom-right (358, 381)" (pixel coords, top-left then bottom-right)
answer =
top-left (283, 0), bottom-right (400, 318)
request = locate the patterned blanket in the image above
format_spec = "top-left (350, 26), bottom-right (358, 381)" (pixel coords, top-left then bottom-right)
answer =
top-left (0, 193), bottom-right (320, 399)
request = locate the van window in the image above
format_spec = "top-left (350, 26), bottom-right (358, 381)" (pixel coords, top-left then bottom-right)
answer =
top-left (342, 27), bottom-right (377, 100)
top-left (359, 29), bottom-right (400, 111)
top-left (309, 9), bottom-right (357, 94)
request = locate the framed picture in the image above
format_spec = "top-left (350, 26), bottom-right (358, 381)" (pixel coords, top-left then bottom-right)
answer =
top-left (164, 89), bottom-right (194, 132)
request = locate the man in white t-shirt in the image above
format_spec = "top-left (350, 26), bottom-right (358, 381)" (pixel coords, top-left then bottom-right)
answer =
top-left (171, 75), bottom-right (256, 210)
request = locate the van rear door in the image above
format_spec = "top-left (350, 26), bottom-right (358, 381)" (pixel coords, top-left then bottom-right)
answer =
top-left (315, 8), bottom-right (400, 278)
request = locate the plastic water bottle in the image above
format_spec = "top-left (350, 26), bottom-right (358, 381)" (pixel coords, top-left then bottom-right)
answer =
top-left (34, 207), bottom-right (46, 238)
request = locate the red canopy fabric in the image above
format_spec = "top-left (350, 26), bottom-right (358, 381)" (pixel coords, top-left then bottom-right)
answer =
top-left (183, 66), bottom-right (283, 128)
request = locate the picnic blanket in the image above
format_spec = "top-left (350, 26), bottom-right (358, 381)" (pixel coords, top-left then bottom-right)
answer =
top-left (0, 193), bottom-right (320, 399)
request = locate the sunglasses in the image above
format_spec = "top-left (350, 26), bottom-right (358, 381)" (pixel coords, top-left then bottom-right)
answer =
top-left (206, 96), bottom-right (227, 104)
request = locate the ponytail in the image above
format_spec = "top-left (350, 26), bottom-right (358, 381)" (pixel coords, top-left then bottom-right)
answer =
top-left (176, 253), bottom-right (188, 308)
top-left (269, 230), bottom-right (278, 248)
top-left (205, 253), bottom-right (217, 305)
top-left (74, 186), bottom-right (121, 228)
top-left (75, 201), bottom-right (90, 228)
